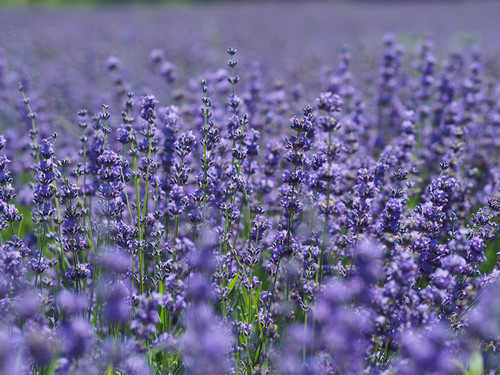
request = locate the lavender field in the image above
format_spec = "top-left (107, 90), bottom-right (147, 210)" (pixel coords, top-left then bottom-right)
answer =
top-left (1, 1), bottom-right (500, 374)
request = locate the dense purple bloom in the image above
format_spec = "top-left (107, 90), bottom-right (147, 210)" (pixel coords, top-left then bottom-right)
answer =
top-left (0, 10), bottom-right (499, 374)
top-left (61, 318), bottom-right (94, 359)
top-left (139, 95), bottom-right (159, 121)
top-left (396, 323), bottom-right (459, 375)
top-left (180, 305), bottom-right (234, 375)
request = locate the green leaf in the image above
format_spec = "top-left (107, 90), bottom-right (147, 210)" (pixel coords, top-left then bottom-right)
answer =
top-left (46, 357), bottom-right (59, 375)
top-left (454, 351), bottom-right (484, 375)
top-left (469, 351), bottom-right (484, 375)
top-left (226, 270), bottom-right (240, 296)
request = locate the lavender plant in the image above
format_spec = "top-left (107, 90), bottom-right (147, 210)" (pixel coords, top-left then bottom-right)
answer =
top-left (0, 9), bottom-right (500, 374)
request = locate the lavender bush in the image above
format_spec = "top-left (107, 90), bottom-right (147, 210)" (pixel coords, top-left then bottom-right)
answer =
top-left (1, 3), bottom-right (500, 374)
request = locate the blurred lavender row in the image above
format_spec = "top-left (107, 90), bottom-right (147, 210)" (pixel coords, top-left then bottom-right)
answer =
top-left (1, 2), bottom-right (500, 375)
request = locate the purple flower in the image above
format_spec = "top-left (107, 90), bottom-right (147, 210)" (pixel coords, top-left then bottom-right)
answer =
top-left (139, 95), bottom-right (159, 121)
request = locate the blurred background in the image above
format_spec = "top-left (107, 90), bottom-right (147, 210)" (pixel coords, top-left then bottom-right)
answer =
top-left (1, 0), bottom-right (499, 109)
top-left (1, 0), bottom-right (499, 135)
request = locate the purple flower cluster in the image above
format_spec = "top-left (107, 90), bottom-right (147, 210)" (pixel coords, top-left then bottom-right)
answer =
top-left (1, 8), bottom-right (500, 374)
